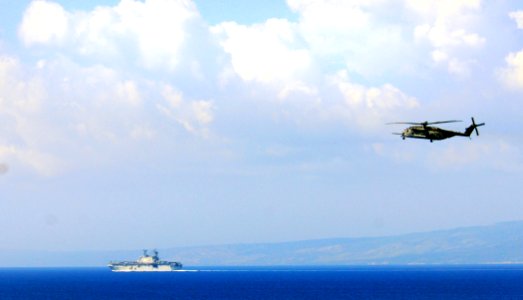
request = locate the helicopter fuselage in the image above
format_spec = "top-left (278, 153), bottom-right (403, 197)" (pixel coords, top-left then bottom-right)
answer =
top-left (401, 126), bottom-right (467, 141)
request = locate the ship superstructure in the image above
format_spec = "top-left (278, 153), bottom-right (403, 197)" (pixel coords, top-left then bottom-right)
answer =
top-left (108, 250), bottom-right (182, 272)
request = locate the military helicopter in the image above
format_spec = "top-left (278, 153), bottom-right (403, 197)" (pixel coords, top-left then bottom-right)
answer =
top-left (387, 117), bottom-right (485, 142)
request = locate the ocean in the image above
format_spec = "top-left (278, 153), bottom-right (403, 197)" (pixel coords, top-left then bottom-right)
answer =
top-left (0, 265), bottom-right (522, 299)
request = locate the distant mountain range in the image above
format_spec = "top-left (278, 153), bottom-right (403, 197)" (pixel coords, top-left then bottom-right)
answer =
top-left (2, 221), bottom-right (523, 267)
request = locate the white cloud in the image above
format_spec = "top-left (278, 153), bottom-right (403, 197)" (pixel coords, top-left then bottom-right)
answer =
top-left (405, 0), bottom-right (481, 19)
top-left (19, 0), bottom-right (69, 46)
top-left (414, 22), bottom-right (484, 49)
top-left (283, 0), bottom-right (486, 77)
top-left (57, 62), bottom-right (142, 111)
top-left (330, 71), bottom-right (419, 129)
top-left (0, 52), bottom-right (218, 175)
top-left (0, 56), bottom-right (45, 114)
top-left (157, 84), bottom-right (214, 137)
top-left (19, 0), bottom-right (201, 70)
top-left (208, 8), bottom-right (421, 131)
top-left (212, 18), bottom-right (311, 83)
top-left (116, 80), bottom-right (141, 107)
top-left (499, 11), bottom-right (523, 90)
top-left (161, 84), bottom-right (183, 108)
top-left (431, 49), bottom-right (449, 63)
top-left (288, 0), bottom-right (410, 77)
top-left (57, 61), bottom-right (215, 140)
top-left (408, 0), bottom-right (485, 75)
top-left (0, 55), bottom-right (65, 175)
top-left (109, 0), bottom-right (199, 69)
top-left (192, 100), bottom-right (214, 125)
top-left (509, 11), bottom-right (523, 29)
top-left (498, 50), bottom-right (523, 90)
top-left (287, 0), bottom-right (374, 32)
top-left (277, 81), bottom-right (318, 100)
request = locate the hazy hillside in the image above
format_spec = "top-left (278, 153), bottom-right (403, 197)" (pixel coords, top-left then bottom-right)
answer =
top-left (160, 221), bottom-right (523, 265)
top-left (2, 221), bottom-right (523, 267)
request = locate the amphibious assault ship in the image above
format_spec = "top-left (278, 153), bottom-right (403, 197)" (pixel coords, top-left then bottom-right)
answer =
top-left (108, 249), bottom-right (183, 272)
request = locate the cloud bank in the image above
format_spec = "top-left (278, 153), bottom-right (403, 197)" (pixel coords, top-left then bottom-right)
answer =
top-left (0, 0), bottom-right (517, 176)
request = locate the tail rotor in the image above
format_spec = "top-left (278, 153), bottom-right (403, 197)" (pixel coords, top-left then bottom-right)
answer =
top-left (471, 117), bottom-right (485, 136)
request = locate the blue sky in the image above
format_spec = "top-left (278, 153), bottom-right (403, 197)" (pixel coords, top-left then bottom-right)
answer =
top-left (1, 0), bottom-right (523, 251)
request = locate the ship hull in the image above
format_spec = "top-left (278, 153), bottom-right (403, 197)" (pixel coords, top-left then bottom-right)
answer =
top-left (109, 264), bottom-right (182, 272)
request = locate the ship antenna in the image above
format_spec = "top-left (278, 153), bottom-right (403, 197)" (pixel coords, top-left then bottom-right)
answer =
top-left (143, 249), bottom-right (148, 256)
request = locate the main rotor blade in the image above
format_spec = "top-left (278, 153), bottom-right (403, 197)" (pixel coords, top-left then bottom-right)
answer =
top-left (386, 122), bottom-right (421, 125)
top-left (387, 120), bottom-right (461, 125)
top-left (426, 120), bottom-right (462, 125)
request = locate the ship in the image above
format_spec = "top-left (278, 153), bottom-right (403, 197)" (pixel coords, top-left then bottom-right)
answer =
top-left (108, 249), bottom-right (183, 272)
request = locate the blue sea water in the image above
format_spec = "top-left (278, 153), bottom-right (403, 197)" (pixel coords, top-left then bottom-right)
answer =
top-left (1, 265), bottom-right (523, 299)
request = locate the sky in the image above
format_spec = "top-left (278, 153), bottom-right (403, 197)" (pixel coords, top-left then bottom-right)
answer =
top-left (1, 0), bottom-right (523, 252)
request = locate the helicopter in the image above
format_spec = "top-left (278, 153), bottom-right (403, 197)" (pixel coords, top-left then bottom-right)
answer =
top-left (387, 117), bottom-right (485, 142)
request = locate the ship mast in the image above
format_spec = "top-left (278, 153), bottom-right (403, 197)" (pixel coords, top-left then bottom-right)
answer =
top-left (153, 249), bottom-right (159, 260)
